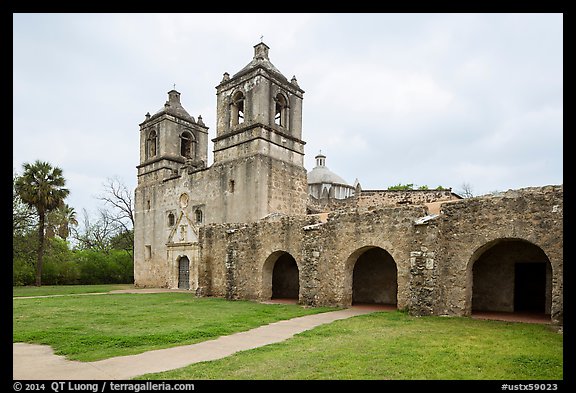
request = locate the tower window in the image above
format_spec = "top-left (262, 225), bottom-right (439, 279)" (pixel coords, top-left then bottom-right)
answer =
top-left (180, 131), bottom-right (195, 158)
top-left (229, 179), bottom-right (235, 193)
top-left (274, 93), bottom-right (289, 127)
top-left (195, 209), bottom-right (203, 224)
top-left (231, 91), bottom-right (245, 127)
top-left (168, 212), bottom-right (175, 227)
top-left (146, 130), bottom-right (157, 159)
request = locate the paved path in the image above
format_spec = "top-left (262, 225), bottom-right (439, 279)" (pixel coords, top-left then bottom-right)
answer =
top-left (13, 306), bottom-right (377, 380)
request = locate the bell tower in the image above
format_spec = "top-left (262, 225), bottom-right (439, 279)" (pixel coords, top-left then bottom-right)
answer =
top-left (214, 42), bottom-right (305, 165)
top-left (211, 42), bottom-right (308, 222)
top-left (137, 89), bottom-right (209, 183)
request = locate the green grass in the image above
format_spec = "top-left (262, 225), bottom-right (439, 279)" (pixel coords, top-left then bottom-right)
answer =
top-left (13, 287), bottom-right (563, 380)
top-left (137, 311), bottom-right (563, 380)
top-left (13, 284), bottom-right (135, 297)
top-left (13, 291), bottom-right (334, 362)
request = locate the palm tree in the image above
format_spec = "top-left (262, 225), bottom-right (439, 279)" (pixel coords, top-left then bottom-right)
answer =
top-left (14, 160), bottom-right (70, 286)
top-left (46, 204), bottom-right (78, 240)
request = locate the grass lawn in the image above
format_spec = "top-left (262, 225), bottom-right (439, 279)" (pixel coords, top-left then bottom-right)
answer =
top-left (13, 286), bottom-right (563, 380)
top-left (13, 284), bottom-right (135, 297)
top-left (13, 289), bottom-right (335, 362)
top-left (137, 311), bottom-right (563, 380)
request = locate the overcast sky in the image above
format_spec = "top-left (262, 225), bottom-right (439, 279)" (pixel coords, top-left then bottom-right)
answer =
top-left (13, 13), bottom-right (563, 216)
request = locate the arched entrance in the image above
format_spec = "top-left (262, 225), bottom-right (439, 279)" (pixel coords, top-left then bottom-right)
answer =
top-left (348, 246), bottom-right (397, 307)
top-left (178, 256), bottom-right (190, 290)
top-left (262, 251), bottom-right (300, 301)
top-left (470, 239), bottom-right (552, 321)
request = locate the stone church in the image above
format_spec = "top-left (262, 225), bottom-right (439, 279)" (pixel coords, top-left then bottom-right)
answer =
top-left (134, 42), bottom-right (563, 325)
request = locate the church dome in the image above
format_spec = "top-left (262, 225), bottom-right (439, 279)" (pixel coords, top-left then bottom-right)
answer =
top-left (307, 153), bottom-right (349, 186)
top-left (307, 152), bottom-right (355, 200)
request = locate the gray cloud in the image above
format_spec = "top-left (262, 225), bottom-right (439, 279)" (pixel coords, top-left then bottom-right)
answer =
top-left (13, 13), bottom-right (563, 214)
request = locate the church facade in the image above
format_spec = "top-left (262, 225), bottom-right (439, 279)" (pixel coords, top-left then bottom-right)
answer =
top-left (133, 43), bottom-right (563, 325)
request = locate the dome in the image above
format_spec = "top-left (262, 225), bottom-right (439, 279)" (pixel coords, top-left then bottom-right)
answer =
top-left (307, 153), bottom-right (349, 186)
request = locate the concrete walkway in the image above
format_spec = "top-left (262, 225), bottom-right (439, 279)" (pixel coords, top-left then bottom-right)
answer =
top-left (13, 307), bottom-right (377, 380)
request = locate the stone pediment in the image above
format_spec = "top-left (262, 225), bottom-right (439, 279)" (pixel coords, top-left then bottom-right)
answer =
top-left (167, 211), bottom-right (199, 244)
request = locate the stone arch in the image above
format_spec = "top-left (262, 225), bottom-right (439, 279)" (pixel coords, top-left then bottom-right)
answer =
top-left (180, 131), bottom-right (195, 158)
top-left (146, 129), bottom-right (157, 159)
top-left (344, 246), bottom-right (398, 307)
top-left (230, 90), bottom-right (245, 126)
top-left (274, 92), bottom-right (289, 128)
top-left (262, 251), bottom-right (300, 301)
top-left (467, 238), bottom-right (552, 318)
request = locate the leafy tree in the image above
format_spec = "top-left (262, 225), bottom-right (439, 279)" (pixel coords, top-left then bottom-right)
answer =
top-left (46, 204), bottom-right (78, 240)
top-left (13, 231), bottom-right (38, 286)
top-left (387, 183), bottom-right (414, 191)
top-left (14, 160), bottom-right (70, 286)
top-left (42, 237), bottom-right (79, 285)
top-left (110, 229), bottom-right (134, 255)
top-left (13, 170), bottom-right (37, 235)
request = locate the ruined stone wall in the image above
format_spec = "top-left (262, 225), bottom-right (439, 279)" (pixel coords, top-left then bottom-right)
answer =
top-left (195, 185), bottom-right (562, 323)
top-left (305, 206), bottom-right (429, 309)
top-left (198, 215), bottom-right (316, 300)
top-left (307, 189), bottom-right (460, 214)
top-left (139, 181), bottom-right (563, 324)
top-left (433, 185), bottom-right (563, 324)
top-left (356, 189), bottom-right (460, 209)
top-left (197, 205), bottom-right (432, 311)
top-left (307, 195), bottom-right (354, 213)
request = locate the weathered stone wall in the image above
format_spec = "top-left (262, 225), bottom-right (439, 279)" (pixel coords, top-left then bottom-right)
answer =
top-left (307, 194), bottom-right (354, 213)
top-left (194, 185), bottom-right (562, 324)
top-left (307, 189), bottom-right (460, 214)
top-left (433, 185), bottom-right (563, 324)
top-left (356, 189), bottom-right (460, 209)
top-left (134, 152), bottom-right (308, 288)
top-left (306, 205), bottom-right (429, 309)
top-left (134, 166), bottom-right (213, 289)
top-left (197, 205), bottom-right (432, 311)
top-left (198, 215), bottom-right (316, 300)
top-left (267, 156), bottom-right (308, 217)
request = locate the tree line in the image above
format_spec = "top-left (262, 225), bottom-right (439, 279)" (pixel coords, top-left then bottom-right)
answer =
top-left (13, 160), bottom-right (134, 286)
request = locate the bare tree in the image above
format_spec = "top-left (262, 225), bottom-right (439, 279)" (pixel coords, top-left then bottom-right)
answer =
top-left (73, 208), bottom-right (117, 252)
top-left (96, 176), bottom-right (134, 256)
top-left (458, 182), bottom-right (474, 198)
top-left (72, 177), bottom-right (134, 255)
top-left (97, 176), bottom-right (134, 229)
